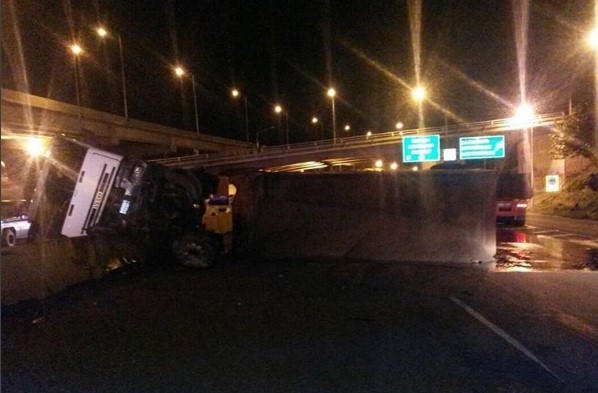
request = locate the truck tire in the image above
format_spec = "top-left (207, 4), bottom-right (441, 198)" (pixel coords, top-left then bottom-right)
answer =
top-left (2, 228), bottom-right (17, 247)
top-left (172, 233), bottom-right (216, 268)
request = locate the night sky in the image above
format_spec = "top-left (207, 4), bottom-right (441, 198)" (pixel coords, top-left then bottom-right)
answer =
top-left (1, 0), bottom-right (595, 145)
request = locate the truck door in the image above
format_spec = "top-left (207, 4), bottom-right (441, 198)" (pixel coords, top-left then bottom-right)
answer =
top-left (61, 150), bottom-right (122, 237)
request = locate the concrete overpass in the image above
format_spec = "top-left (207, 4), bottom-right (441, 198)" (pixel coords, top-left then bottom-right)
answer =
top-left (1, 88), bottom-right (251, 157)
top-left (152, 113), bottom-right (565, 173)
top-left (1, 87), bottom-right (564, 170)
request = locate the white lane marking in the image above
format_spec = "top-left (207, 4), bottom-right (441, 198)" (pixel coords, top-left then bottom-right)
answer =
top-left (531, 230), bottom-right (560, 235)
top-left (547, 234), bottom-right (577, 238)
top-left (566, 239), bottom-right (598, 248)
top-left (529, 227), bottom-right (598, 243)
top-left (450, 296), bottom-right (562, 381)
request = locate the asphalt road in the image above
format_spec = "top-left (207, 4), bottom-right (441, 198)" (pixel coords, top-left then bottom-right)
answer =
top-left (2, 257), bottom-right (598, 393)
top-left (527, 213), bottom-right (598, 239)
top-left (495, 214), bottom-right (598, 272)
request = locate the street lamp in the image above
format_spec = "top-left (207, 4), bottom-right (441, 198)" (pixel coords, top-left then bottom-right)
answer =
top-left (274, 104), bottom-right (289, 145)
top-left (344, 124), bottom-right (351, 135)
top-left (412, 86), bottom-right (426, 129)
top-left (174, 66), bottom-right (185, 77)
top-left (395, 122), bottom-right (404, 130)
top-left (70, 43), bottom-right (83, 56)
top-left (327, 88), bottom-right (337, 143)
top-left (96, 27), bottom-right (108, 38)
top-left (589, 28), bottom-right (598, 48)
top-left (513, 103), bottom-right (536, 195)
top-left (69, 43), bottom-right (83, 123)
top-left (174, 66), bottom-right (199, 135)
top-left (311, 116), bottom-right (324, 140)
top-left (24, 137), bottom-right (45, 158)
top-left (412, 86), bottom-right (426, 102)
top-left (95, 26), bottom-right (129, 120)
top-left (231, 88), bottom-right (249, 142)
top-left (513, 103), bottom-right (535, 125)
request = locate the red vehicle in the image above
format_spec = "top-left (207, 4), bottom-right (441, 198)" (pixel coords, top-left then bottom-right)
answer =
top-left (495, 173), bottom-right (531, 226)
top-left (495, 198), bottom-right (528, 226)
top-left (430, 163), bottom-right (531, 226)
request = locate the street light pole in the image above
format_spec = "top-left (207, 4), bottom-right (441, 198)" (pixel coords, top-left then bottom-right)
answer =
top-left (191, 74), bottom-right (199, 135)
top-left (331, 97), bottom-right (336, 142)
top-left (244, 96), bottom-right (249, 143)
top-left (514, 103), bottom-right (536, 202)
top-left (96, 27), bottom-right (129, 121)
top-left (174, 66), bottom-right (199, 135)
top-left (285, 111), bottom-right (289, 145)
top-left (312, 117), bottom-right (323, 141)
top-left (412, 86), bottom-right (426, 129)
top-left (117, 34), bottom-right (129, 121)
top-left (256, 126), bottom-right (275, 147)
top-left (69, 44), bottom-right (83, 125)
top-left (274, 104), bottom-right (288, 145)
top-left (73, 57), bottom-right (82, 121)
top-left (530, 125), bottom-right (535, 194)
top-left (327, 88), bottom-right (336, 143)
top-left (232, 89), bottom-right (250, 142)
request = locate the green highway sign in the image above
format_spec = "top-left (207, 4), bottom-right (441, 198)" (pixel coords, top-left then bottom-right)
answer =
top-left (459, 135), bottom-right (505, 160)
top-left (402, 135), bottom-right (440, 163)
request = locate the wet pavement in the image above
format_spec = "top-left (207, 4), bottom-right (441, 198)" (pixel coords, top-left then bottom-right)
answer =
top-left (495, 225), bottom-right (598, 272)
top-left (3, 254), bottom-right (598, 392)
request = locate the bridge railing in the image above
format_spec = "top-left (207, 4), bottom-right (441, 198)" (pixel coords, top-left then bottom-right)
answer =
top-left (151, 112), bottom-right (565, 168)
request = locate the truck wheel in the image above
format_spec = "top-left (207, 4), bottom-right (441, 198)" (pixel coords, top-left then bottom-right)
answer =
top-left (172, 233), bottom-right (216, 268)
top-left (2, 228), bottom-right (17, 247)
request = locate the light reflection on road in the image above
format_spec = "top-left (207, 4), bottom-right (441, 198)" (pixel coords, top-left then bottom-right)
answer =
top-left (496, 226), bottom-right (598, 272)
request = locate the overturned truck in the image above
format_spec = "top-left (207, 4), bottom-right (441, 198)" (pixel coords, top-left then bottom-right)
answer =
top-left (28, 137), bottom-right (233, 276)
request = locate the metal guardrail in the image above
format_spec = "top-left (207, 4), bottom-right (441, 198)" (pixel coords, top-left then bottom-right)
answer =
top-left (151, 112), bottom-right (565, 169)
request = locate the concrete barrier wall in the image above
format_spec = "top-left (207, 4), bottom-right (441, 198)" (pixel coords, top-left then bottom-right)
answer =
top-left (247, 171), bottom-right (497, 265)
top-left (1, 239), bottom-right (97, 305)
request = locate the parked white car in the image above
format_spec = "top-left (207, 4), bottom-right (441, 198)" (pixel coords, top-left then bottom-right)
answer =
top-left (1, 200), bottom-right (31, 248)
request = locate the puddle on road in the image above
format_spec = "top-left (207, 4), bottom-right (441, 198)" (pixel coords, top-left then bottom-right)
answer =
top-left (495, 228), bottom-right (598, 272)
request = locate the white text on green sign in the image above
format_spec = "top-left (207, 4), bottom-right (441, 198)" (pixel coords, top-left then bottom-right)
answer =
top-left (459, 135), bottom-right (505, 160)
top-left (402, 135), bottom-right (440, 162)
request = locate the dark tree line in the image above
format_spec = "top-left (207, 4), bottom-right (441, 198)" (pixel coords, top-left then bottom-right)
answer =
top-left (550, 102), bottom-right (598, 170)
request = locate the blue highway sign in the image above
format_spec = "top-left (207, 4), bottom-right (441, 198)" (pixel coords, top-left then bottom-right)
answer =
top-left (402, 135), bottom-right (440, 163)
top-left (459, 135), bottom-right (505, 160)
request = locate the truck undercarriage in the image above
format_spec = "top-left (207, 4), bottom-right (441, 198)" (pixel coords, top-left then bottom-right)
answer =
top-left (28, 137), bottom-right (233, 277)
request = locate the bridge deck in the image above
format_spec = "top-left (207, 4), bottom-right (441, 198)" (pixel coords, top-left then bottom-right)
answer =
top-left (151, 113), bottom-right (564, 171)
